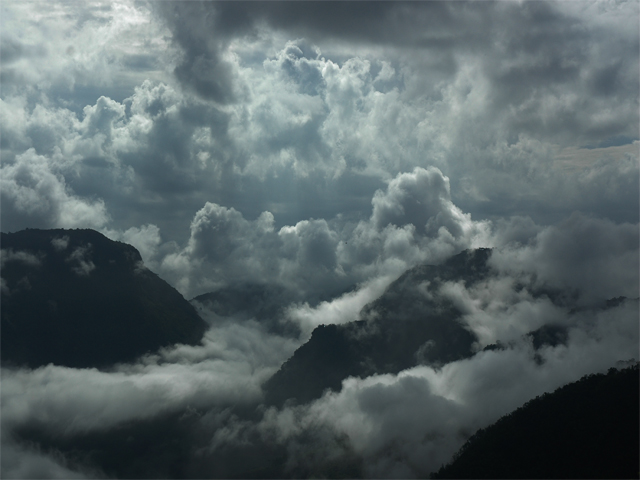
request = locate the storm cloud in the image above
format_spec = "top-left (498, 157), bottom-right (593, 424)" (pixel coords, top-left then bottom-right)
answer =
top-left (1, 0), bottom-right (638, 478)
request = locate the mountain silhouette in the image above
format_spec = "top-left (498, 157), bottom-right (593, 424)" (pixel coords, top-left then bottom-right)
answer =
top-left (263, 249), bottom-right (492, 407)
top-left (191, 282), bottom-right (301, 337)
top-left (432, 363), bottom-right (640, 479)
top-left (1, 228), bottom-right (207, 369)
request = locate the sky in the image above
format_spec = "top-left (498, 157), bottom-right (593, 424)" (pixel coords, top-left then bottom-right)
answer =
top-left (1, 1), bottom-right (639, 478)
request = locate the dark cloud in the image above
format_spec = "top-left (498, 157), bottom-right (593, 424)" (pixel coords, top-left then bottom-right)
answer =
top-left (2, 252), bottom-right (638, 478)
top-left (154, 2), bottom-right (249, 104)
top-left (3, 0), bottom-right (637, 238)
top-left (490, 213), bottom-right (639, 305)
top-left (1, 0), bottom-right (638, 477)
top-left (0, 149), bottom-right (110, 232)
top-left (207, 1), bottom-right (492, 50)
top-left (147, 167), bottom-right (490, 300)
top-left (157, 1), bottom-right (638, 150)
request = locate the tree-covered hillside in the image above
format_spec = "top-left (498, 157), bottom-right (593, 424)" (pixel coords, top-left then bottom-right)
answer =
top-left (1, 229), bottom-right (207, 368)
top-left (432, 364), bottom-right (640, 479)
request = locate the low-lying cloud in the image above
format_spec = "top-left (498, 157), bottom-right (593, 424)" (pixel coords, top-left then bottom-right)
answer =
top-left (3, 215), bottom-right (637, 477)
top-left (1, 0), bottom-right (638, 477)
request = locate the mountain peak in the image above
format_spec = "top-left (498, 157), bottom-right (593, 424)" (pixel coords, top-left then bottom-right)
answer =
top-left (1, 228), bottom-right (207, 369)
top-left (263, 248), bottom-right (490, 407)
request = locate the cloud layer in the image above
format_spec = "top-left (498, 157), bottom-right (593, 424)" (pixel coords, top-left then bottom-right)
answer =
top-left (1, 0), bottom-right (638, 477)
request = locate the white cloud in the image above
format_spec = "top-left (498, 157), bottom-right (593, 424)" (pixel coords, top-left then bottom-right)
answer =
top-left (0, 249), bottom-right (42, 268)
top-left (0, 149), bottom-right (109, 232)
top-left (66, 245), bottom-right (96, 277)
top-left (0, 1), bottom-right (172, 101)
top-left (252, 299), bottom-right (638, 478)
top-left (0, 319), bottom-right (299, 437)
top-left (153, 167), bottom-right (490, 300)
top-left (490, 213), bottom-right (639, 304)
top-left (50, 235), bottom-right (70, 251)
top-left (1, 1), bottom-right (638, 477)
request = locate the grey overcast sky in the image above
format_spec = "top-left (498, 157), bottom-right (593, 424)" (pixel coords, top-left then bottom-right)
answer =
top-left (1, 2), bottom-right (638, 478)
top-left (2, 0), bottom-right (638, 299)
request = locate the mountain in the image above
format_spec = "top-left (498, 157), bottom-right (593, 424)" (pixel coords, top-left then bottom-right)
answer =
top-left (1, 228), bottom-right (207, 369)
top-left (262, 248), bottom-right (492, 407)
top-left (191, 282), bottom-right (301, 337)
top-left (432, 364), bottom-right (640, 479)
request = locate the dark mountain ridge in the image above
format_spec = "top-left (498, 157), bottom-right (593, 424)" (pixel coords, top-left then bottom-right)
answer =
top-left (432, 363), bottom-right (640, 479)
top-left (1, 228), bottom-right (207, 369)
top-left (191, 282), bottom-right (301, 337)
top-left (262, 248), bottom-right (636, 408)
top-left (5, 237), bottom-right (637, 478)
top-left (263, 249), bottom-right (492, 407)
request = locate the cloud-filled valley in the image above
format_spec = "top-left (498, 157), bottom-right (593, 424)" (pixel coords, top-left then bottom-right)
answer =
top-left (1, 1), bottom-right (638, 478)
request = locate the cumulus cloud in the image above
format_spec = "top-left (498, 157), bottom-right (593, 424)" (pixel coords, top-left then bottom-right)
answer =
top-left (3, 231), bottom-right (637, 477)
top-left (2, 1), bottom-right (638, 478)
top-left (371, 166), bottom-right (473, 238)
top-left (0, 1), bottom-right (172, 106)
top-left (153, 1), bottom-right (249, 105)
top-left (490, 213), bottom-right (639, 304)
top-left (3, 1), bottom-right (637, 238)
top-left (103, 224), bottom-right (161, 264)
top-left (229, 298), bottom-right (638, 478)
top-left (154, 166), bottom-right (490, 300)
top-left (0, 149), bottom-right (110, 232)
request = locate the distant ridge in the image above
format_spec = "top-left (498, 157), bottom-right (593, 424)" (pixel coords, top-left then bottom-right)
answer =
top-left (263, 249), bottom-right (492, 407)
top-left (191, 282), bottom-right (301, 337)
top-left (1, 228), bottom-right (207, 369)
